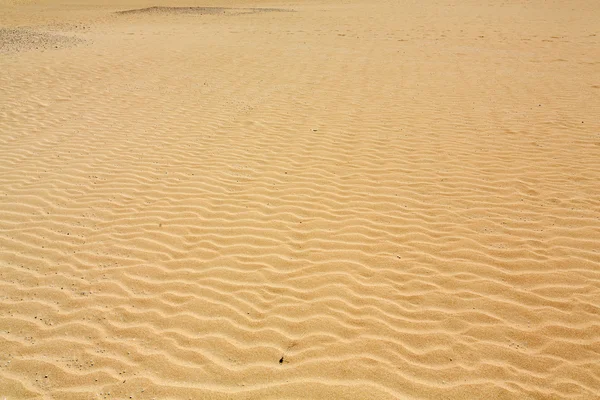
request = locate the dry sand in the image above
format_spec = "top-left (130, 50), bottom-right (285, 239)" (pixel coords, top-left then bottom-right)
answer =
top-left (1, 0), bottom-right (600, 398)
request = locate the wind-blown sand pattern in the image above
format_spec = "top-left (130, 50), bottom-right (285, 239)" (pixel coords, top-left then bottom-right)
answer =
top-left (1, 0), bottom-right (600, 398)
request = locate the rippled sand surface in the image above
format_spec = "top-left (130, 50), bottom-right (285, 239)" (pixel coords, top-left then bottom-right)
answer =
top-left (1, 0), bottom-right (599, 398)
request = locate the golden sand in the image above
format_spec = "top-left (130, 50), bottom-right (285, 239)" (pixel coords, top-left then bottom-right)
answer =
top-left (1, 0), bottom-right (599, 398)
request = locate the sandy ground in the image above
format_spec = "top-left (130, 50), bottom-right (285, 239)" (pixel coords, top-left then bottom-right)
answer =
top-left (1, 0), bottom-right (600, 398)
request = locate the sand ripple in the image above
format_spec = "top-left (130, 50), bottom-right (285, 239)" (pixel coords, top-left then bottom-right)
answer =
top-left (1, 0), bottom-right (600, 398)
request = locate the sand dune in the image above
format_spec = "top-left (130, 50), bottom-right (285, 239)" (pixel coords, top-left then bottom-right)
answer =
top-left (1, 0), bottom-right (599, 398)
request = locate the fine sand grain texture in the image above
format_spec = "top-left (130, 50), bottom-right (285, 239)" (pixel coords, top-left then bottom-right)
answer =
top-left (1, 0), bottom-right (600, 398)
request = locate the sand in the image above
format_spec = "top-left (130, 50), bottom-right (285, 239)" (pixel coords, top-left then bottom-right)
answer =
top-left (1, 0), bottom-right (599, 398)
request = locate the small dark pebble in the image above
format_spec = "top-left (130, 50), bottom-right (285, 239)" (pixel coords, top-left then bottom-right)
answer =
top-left (279, 356), bottom-right (284, 364)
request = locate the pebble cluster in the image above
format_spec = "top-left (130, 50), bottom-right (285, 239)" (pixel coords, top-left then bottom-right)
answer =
top-left (0, 27), bottom-right (82, 53)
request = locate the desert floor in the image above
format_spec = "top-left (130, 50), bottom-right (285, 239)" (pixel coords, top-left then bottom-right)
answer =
top-left (1, 0), bottom-right (599, 398)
